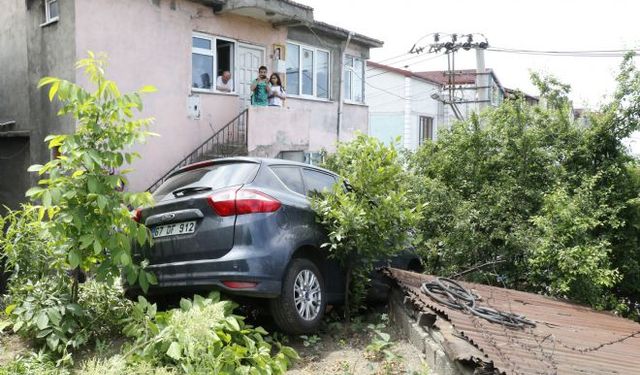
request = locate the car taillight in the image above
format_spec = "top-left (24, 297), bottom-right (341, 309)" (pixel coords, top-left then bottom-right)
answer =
top-left (236, 189), bottom-right (281, 214)
top-left (132, 207), bottom-right (142, 223)
top-left (207, 188), bottom-right (281, 217)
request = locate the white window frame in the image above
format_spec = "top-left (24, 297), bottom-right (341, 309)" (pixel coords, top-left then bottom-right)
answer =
top-left (285, 41), bottom-right (331, 100)
top-left (42, 0), bottom-right (59, 26)
top-left (344, 55), bottom-right (365, 104)
top-left (191, 32), bottom-right (237, 94)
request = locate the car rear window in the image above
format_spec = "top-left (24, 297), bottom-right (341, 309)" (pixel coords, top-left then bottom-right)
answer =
top-left (153, 162), bottom-right (259, 201)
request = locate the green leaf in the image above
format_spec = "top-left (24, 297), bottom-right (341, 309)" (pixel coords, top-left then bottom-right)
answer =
top-left (138, 271), bottom-right (149, 293)
top-left (136, 226), bottom-right (147, 246)
top-left (42, 190), bottom-right (52, 208)
top-left (49, 80), bottom-right (60, 101)
top-left (281, 346), bottom-right (299, 360)
top-left (47, 309), bottom-right (62, 326)
top-left (37, 76), bottom-right (58, 89)
top-left (4, 304), bottom-right (17, 315)
top-left (146, 271), bottom-right (157, 285)
top-left (36, 311), bottom-right (50, 330)
top-left (68, 249), bottom-right (81, 268)
top-left (126, 267), bottom-right (138, 286)
top-left (46, 335), bottom-right (60, 351)
top-left (139, 85), bottom-right (157, 93)
top-left (97, 195), bottom-right (108, 211)
top-left (166, 342), bottom-right (182, 360)
top-left (25, 186), bottom-right (44, 197)
top-left (87, 176), bottom-right (98, 193)
top-left (93, 240), bottom-right (103, 255)
top-left (12, 321), bottom-right (24, 333)
top-left (27, 164), bottom-right (44, 172)
top-left (179, 298), bottom-right (192, 311)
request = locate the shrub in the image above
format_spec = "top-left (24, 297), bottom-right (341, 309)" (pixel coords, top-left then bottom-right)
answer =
top-left (312, 134), bottom-right (422, 320)
top-left (121, 292), bottom-right (298, 373)
top-left (0, 205), bottom-right (62, 285)
top-left (5, 278), bottom-right (132, 363)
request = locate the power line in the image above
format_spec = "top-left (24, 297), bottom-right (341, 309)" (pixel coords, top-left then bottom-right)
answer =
top-left (488, 47), bottom-right (640, 57)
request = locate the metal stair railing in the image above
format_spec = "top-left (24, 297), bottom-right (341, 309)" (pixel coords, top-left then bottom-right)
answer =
top-left (146, 108), bottom-right (248, 193)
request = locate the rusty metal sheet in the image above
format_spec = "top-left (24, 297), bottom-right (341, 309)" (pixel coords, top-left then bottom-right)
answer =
top-left (386, 268), bottom-right (640, 375)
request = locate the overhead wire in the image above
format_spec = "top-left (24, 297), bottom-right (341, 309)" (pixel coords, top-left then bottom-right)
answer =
top-left (488, 47), bottom-right (640, 57)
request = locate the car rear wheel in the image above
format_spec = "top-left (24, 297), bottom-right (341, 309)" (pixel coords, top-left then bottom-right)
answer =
top-left (270, 258), bottom-right (326, 334)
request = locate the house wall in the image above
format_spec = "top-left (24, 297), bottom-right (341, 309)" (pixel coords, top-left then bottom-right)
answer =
top-left (367, 68), bottom-right (406, 147)
top-left (74, 0), bottom-right (287, 192)
top-left (0, 0), bottom-right (76, 209)
top-left (367, 67), bottom-right (441, 150)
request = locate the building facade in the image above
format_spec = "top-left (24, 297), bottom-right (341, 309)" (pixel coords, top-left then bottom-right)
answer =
top-left (0, 0), bottom-right (382, 207)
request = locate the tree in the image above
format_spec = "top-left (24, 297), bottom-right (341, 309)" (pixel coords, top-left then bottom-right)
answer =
top-left (26, 52), bottom-right (157, 301)
top-left (312, 134), bottom-right (421, 321)
top-left (411, 54), bottom-right (640, 316)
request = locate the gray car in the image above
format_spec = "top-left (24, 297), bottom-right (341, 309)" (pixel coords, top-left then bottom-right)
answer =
top-left (129, 157), bottom-right (419, 333)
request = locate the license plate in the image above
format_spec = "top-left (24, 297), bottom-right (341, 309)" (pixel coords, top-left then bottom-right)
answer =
top-left (152, 221), bottom-right (196, 238)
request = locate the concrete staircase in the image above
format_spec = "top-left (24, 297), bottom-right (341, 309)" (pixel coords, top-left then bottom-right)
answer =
top-left (147, 109), bottom-right (248, 193)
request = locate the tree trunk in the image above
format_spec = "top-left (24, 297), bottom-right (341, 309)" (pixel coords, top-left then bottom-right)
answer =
top-left (344, 261), bottom-right (353, 324)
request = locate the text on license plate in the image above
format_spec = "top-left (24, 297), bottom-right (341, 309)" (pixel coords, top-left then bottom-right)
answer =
top-left (152, 221), bottom-right (196, 238)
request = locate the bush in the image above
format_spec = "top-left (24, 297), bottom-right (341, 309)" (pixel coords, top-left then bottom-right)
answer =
top-left (121, 292), bottom-right (298, 373)
top-left (0, 205), bottom-right (62, 286)
top-left (312, 134), bottom-right (421, 320)
top-left (5, 278), bottom-right (132, 363)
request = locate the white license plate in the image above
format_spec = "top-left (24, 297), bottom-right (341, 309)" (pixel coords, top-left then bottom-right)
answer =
top-left (152, 221), bottom-right (196, 238)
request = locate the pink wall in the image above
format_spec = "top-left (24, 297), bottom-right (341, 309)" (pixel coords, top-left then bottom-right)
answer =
top-left (247, 99), bottom-right (369, 157)
top-left (75, 0), bottom-right (369, 191)
top-left (75, 0), bottom-right (286, 191)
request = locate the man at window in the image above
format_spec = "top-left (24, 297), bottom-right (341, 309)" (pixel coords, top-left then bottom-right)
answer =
top-left (216, 71), bottom-right (233, 92)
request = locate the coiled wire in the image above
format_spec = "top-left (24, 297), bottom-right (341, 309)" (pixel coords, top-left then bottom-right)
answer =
top-left (421, 278), bottom-right (536, 329)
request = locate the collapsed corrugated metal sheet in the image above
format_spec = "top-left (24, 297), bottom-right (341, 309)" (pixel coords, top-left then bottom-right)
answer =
top-left (386, 268), bottom-right (640, 375)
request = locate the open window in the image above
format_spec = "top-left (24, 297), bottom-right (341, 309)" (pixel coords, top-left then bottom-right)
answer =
top-left (192, 33), bottom-right (235, 93)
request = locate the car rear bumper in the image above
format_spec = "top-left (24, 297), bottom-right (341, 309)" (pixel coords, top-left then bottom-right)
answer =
top-left (127, 246), bottom-right (285, 298)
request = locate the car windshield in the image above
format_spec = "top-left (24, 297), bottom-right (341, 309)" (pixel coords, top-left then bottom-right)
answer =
top-left (153, 162), bottom-right (260, 201)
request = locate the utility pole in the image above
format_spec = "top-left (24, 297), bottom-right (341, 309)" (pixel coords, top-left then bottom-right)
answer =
top-left (410, 33), bottom-right (489, 121)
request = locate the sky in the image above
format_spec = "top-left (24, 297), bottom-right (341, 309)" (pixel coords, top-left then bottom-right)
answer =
top-left (302, 0), bottom-right (640, 108)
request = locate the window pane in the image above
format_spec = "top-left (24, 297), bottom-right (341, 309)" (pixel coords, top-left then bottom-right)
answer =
top-left (49, 0), bottom-right (59, 19)
top-left (271, 167), bottom-right (305, 195)
top-left (193, 37), bottom-right (211, 50)
top-left (344, 69), bottom-right (352, 101)
top-left (192, 53), bottom-right (213, 89)
top-left (317, 51), bottom-right (329, 99)
top-left (153, 163), bottom-right (260, 202)
top-left (303, 169), bottom-right (336, 195)
top-left (302, 49), bottom-right (314, 95)
top-left (353, 58), bottom-right (364, 102)
top-left (286, 43), bottom-right (300, 95)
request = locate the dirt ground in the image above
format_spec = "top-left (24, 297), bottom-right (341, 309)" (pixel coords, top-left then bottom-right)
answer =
top-left (282, 308), bottom-right (430, 375)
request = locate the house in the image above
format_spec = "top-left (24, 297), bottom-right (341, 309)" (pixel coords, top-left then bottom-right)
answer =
top-left (366, 61), bottom-right (442, 150)
top-left (366, 62), bottom-right (508, 151)
top-left (0, 0), bottom-right (382, 207)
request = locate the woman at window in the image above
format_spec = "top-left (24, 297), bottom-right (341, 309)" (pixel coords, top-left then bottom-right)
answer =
top-left (268, 73), bottom-right (286, 107)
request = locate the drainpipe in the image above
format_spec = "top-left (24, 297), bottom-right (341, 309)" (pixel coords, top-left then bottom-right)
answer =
top-left (336, 31), bottom-right (354, 143)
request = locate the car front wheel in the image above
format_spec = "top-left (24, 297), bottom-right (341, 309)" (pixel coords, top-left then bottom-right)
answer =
top-left (270, 258), bottom-right (326, 334)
